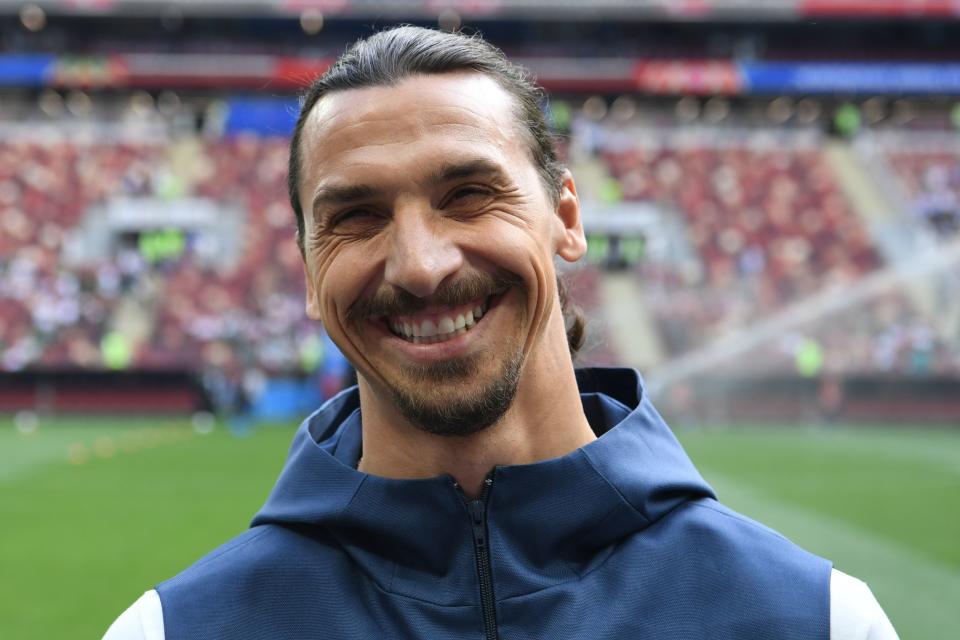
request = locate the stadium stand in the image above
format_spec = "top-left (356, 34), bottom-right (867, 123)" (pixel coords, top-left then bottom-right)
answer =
top-left (2, 4), bottom-right (960, 422)
top-left (581, 125), bottom-right (880, 353)
top-left (0, 118), bottom-right (617, 376)
top-left (0, 134), bottom-right (308, 371)
top-left (3, 109), bottom-right (960, 381)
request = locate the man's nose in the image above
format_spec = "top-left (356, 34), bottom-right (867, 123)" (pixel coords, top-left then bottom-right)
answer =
top-left (383, 204), bottom-right (464, 299)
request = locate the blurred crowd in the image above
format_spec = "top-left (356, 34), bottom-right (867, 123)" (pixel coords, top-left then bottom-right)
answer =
top-left (1, 139), bottom-right (161, 370)
top-left (0, 135), bottom-right (336, 386)
top-left (597, 132), bottom-right (877, 349)
top-left (888, 150), bottom-right (960, 238)
top-left (2, 106), bottom-right (959, 378)
top-left (565, 114), bottom-right (960, 376)
top-left (718, 290), bottom-right (960, 377)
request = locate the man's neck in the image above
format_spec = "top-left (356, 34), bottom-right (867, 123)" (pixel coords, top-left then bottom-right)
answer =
top-left (356, 347), bottom-right (595, 498)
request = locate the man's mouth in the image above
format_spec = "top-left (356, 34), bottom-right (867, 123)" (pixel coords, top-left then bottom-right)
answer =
top-left (383, 296), bottom-right (492, 344)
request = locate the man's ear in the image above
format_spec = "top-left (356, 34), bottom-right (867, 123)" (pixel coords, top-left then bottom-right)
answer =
top-left (303, 260), bottom-right (322, 320)
top-left (554, 169), bottom-right (587, 263)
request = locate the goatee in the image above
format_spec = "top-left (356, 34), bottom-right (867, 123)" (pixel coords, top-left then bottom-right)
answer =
top-left (390, 348), bottom-right (523, 437)
top-left (350, 267), bottom-right (527, 436)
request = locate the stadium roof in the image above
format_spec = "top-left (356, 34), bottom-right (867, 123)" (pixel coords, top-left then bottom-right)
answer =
top-left (2, 0), bottom-right (958, 20)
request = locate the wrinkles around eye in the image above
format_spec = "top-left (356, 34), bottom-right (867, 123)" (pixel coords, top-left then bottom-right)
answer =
top-left (316, 210), bottom-right (387, 240)
top-left (443, 188), bottom-right (489, 208)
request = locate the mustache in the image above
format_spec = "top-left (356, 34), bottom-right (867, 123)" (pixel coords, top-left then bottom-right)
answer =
top-left (347, 269), bottom-right (523, 322)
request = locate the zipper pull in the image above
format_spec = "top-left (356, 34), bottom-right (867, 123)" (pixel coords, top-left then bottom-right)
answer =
top-left (470, 500), bottom-right (484, 525)
top-left (469, 500), bottom-right (486, 547)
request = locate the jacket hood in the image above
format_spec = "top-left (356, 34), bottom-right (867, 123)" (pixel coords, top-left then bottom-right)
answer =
top-left (252, 367), bottom-right (715, 603)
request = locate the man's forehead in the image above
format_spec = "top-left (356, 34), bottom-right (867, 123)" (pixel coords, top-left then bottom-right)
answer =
top-left (300, 71), bottom-right (522, 163)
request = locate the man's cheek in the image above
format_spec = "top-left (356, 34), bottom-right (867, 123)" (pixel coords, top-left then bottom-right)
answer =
top-left (311, 247), bottom-right (351, 310)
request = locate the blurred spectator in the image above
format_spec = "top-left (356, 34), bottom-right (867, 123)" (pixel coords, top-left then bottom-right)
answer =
top-left (888, 151), bottom-right (960, 238)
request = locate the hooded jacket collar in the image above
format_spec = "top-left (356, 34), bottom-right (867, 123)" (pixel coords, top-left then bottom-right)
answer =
top-left (252, 367), bottom-right (715, 604)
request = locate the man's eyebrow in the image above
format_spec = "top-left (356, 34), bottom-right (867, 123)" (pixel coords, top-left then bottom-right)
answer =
top-left (427, 158), bottom-right (509, 186)
top-left (311, 183), bottom-right (381, 217)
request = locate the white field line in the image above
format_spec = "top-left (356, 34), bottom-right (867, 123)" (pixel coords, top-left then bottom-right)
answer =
top-left (805, 430), bottom-right (960, 476)
top-left (0, 437), bottom-right (77, 484)
top-left (712, 427), bottom-right (960, 477)
top-left (0, 424), bottom-right (191, 485)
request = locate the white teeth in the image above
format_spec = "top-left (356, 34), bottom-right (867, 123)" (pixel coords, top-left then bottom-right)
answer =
top-left (388, 299), bottom-right (491, 343)
top-left (420, 319), bottom-right (437, 338)
top-left (437, 316), bottom-right (455, 335)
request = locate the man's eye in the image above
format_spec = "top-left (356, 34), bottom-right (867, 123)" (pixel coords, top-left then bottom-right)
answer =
top-left (331, 209), bottom-right (378, 227)
top-left (444, 186), bottom-right (492, 207)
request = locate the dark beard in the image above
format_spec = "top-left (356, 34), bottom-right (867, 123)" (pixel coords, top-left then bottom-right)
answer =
top-left (389, 349), bottom-right (523, 437)
top-left (349, 267), bottom-right (527, 436)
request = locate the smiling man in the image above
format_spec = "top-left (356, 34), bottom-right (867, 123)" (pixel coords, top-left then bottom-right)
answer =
top-left (105, 26), bottom-right (896, 640)
top-left (295, 62), bottom-right (596, 497)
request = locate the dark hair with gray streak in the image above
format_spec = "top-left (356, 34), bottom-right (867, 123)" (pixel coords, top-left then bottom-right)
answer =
top-left (287, 25), bottom-right (585, 357)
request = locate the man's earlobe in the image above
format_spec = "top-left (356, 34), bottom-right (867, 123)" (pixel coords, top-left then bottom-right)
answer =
top-left (555, 171), bottom-right (587, 263)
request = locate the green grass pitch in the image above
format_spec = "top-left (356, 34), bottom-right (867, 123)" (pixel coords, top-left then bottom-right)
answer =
top-left (1, 417), bottom-right (957, 639)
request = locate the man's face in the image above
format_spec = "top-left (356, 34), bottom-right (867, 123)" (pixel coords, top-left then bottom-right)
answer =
top-left (296, 71), bottom-right (584, 435)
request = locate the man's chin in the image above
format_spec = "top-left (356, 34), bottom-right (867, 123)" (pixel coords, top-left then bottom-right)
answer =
top-left (399, 354), bottom-right (478, 382)
top-left (388, 351), bottom-right (523, 437)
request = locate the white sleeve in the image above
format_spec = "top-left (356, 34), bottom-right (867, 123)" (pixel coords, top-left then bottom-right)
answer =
top-left (830, 569), bottom-right (898, 640)
top-left (102, 590), bottom-right (165, 640)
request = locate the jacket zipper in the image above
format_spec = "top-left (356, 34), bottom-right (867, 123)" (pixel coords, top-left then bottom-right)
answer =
top-left (459, 475), bottom-right (499, 640)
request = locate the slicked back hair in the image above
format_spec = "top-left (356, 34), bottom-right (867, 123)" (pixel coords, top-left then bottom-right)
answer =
top-left (287, 25), bottom-right (585, 357)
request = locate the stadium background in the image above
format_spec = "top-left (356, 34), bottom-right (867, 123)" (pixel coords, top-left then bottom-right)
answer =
top-left (1, 1), bottom-right (958, 637)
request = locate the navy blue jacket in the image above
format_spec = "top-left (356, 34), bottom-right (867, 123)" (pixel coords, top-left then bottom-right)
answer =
top-left (157, 368), bottom-right (832, 639)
